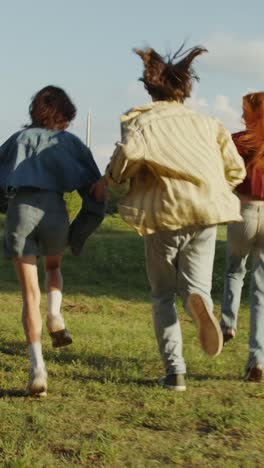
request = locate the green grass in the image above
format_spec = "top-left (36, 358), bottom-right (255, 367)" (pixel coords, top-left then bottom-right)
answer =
top-left (0, 217), bottom-right (263, 467)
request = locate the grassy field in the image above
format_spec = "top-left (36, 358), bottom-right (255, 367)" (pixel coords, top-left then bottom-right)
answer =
top-left (0, 215), bottom-right (263, 467)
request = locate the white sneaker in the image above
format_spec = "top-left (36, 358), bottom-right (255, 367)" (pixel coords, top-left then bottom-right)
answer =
top-left (187, 293), bottom-right (223, 357)
top-left (26, 367), bottom-right (48, 397)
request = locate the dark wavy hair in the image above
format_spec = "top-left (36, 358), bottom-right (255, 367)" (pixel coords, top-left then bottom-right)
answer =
top-left (134, 44), bottom-right (208, 102)
top-left (29, 85), bottom-right (76, 129)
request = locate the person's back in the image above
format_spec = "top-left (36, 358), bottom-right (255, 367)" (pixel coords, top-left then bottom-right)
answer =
top-left (221, 92), bottom-right (264, 383)
top-left (94, 44), bottom-right (246, 391)
top-left (0, 126), bottom-right (101, 192)
top-left (0, 85), bottom-right (103, 397)
top-left (115, 100), bottom-right (244, 234)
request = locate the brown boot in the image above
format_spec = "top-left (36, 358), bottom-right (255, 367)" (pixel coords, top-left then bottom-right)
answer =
top-left (49, 328), bottom-right (73, 348)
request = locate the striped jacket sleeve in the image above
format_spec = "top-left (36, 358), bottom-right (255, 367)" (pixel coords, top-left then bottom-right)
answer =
top-left (105, 130), bottom-right (145, 185)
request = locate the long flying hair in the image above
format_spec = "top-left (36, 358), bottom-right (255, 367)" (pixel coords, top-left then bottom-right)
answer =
top-left (134, 43), bottom-right (208, 102)
top-left (240, 92), bottom-right (264, 168)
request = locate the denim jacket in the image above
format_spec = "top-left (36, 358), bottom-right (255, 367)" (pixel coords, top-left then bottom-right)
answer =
top-left (0, 126), bottom-right (106, 254)
top-left (0, 127), bottom-right (101, 191)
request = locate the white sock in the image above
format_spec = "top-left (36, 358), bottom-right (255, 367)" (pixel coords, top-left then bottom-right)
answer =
top-left (47, 290), bottom-right (65, 332)
top-left (29, 342), bottom-right (45, 370)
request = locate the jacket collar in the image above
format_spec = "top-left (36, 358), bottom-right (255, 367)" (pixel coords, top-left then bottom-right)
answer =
top-left (121, 100), bottom-right (191, 124)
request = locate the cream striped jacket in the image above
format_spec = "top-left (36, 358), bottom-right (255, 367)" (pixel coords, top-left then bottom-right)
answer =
top-left (106, 101), bottom-right (246, 235)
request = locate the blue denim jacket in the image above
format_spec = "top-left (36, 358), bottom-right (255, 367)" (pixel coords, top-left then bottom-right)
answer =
top-left (0, 126), bottom-right (106, 254)
top-left (0, 127), bottom-right (101, 191)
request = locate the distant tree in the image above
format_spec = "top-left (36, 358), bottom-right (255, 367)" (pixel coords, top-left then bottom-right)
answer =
top-left (64, 181), bottom-right (129, 219)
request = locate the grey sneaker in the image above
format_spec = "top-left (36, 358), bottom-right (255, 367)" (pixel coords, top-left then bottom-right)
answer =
top-left (187, 293), bottom-right (223, 357)
top-left (25, 367), bottom-right (48, 397)
top-left (159, 374), bottom-right (186, 391)
top-left (245, 364), bottom-right (264, 382)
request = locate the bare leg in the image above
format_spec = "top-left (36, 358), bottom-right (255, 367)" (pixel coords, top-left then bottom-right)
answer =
top-left (14, 256), bottom-right (47, 396)
top-left (14, 256), bottom-right (42, 344)
top-left (45, 254), bottom-right (63, 292)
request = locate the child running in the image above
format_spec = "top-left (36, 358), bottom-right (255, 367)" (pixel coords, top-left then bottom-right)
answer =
top-left (0, 86), bottom-right (102, 396)
top-left (93, 45), bottom-right (246, 391)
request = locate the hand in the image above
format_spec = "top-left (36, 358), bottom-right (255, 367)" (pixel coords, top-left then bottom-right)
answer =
top-left (90, 177), bottom-right (108, 202)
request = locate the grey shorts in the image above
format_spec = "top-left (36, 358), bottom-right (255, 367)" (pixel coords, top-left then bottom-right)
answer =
top-left (4, 189), bottom-right (69, 258)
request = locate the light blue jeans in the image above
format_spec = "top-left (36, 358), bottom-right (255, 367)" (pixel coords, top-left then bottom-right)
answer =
top-left (221, 202), bottom-right (264, 369)
top-left (144, 226), bottom-right (217, 375)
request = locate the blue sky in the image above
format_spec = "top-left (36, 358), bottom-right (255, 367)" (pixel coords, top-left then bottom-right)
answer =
top-left (1, 0), bottom-right (264, 170)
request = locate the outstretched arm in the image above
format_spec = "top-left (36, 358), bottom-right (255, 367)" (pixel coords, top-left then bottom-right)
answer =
top-left (92, 129), bottom-right (145, 202)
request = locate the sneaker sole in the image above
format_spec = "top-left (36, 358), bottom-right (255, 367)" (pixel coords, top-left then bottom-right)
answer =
top-left (159, 377), bottom-right (186, 392)
top-left (163, 384), bottom-right (186, 392)
top-left (25, 383), bottom-right (47, 397)
top-left (27, 390), bottom-right (47, 398)
top-left (187, 293), bottom-right (223, 357)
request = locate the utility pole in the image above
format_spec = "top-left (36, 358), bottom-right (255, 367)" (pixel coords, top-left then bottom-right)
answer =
top-left (86, 109), bottom-right (91, 148)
